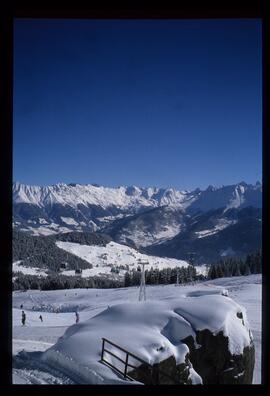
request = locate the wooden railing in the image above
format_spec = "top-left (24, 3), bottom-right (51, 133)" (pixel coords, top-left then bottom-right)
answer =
top-left (100, 337), bottom-right (182, 385)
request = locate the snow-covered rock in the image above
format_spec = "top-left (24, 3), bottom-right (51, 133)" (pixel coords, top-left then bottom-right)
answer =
top-left (40, 292), bottom-right (254, 384)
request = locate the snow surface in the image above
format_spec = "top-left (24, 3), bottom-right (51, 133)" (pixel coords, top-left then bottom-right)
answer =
top-left (195, 219), bottom-right (237, 239)
top-left (118, 221), bottom-right (182, 247)
top-left (13, 274), bottom-right (261, 385)
top-left (13, 261), bottom-right (48, 277)
top-left (195, 265), bottom-right (209, 276)
top-left (39, 218), bottom-right (49, 225)
top-left (21, 225), bottom-right (73, 236)
top-left (60, 217), bottom-right (79, 226)
top-left (56, 240), bottom-right (190, 277)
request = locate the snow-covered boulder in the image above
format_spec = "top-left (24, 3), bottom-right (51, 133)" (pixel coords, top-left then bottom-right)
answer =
top-left (182, 328), bottom-right (254, 384)
top-left (41, 292), bottom-right (254, 384)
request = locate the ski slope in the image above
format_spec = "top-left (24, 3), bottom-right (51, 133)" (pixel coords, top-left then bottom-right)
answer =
top-left (13, 240), bottom-right (195, 279)
top-left (12, 274), bottom-right (262, 384)
top-left (56, 240), bottom-right (191, 277)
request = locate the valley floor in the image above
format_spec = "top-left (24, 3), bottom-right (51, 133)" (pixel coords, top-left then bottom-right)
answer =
top-left (12, 274), bottom-right (262, 384)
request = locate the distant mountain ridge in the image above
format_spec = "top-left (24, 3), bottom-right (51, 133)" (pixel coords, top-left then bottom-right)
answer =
top-left (142, 206), bottom-right (262, 263)
top-left (13, 181), bottom-right (261, 215)
top-left (13, 181), bottom-right (262, 263)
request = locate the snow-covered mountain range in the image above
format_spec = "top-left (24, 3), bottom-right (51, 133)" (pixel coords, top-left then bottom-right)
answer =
top-left (13, 181), bottom-right (262, 210)
top-left (13, 182), bottom-right (192, 210)
top-left (13, 181), bottom-right (262, 263)
top-left (13, 181), bottom-right (261, 230)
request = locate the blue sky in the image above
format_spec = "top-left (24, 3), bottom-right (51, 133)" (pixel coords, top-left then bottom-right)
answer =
top-left (13, 18), bottom-right (262, 190)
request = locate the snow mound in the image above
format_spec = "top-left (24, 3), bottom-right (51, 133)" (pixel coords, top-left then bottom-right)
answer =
top-left (41, 293), bottom-right (252, 384)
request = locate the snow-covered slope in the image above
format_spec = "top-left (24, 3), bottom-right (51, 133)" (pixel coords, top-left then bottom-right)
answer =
top-left (144, 206), bottom-right (262, 263)
top-left (103, 206), bottom-right (186, 248)
top-left (55, 240), bottom-right (189, 278)
top-left (13, 274), bottom-right (261, 384)
top-left (13, 261), bottom-right (48, 277)
top-left (194, 218), bottom-right (237, 239)
top-left (187, 182), bottom-right (262, 213)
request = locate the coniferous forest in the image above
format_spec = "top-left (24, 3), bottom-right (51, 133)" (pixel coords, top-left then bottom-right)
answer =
top-left (207, 250), bottom-right (262, 279)
top-left (13, 250), bottom-right (262, 291)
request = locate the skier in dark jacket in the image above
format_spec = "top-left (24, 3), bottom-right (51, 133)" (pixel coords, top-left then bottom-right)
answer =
top-left (21, 311), bottom-right (26, 326)
top-left (75, 311), bottom-right (79, 324)
top-left (39, 314), bottom-right (43, 322)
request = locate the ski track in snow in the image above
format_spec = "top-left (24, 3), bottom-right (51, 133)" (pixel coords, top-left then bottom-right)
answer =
top-left (12, 274), bottom-right (262, 384)
top-left (13, 350), bottom-right (75, 384)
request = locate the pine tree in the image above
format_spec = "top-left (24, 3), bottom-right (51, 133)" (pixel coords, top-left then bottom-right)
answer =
top-left (232, 260), bottom-right (241, 277)
top-left (124, 271), bottom-right (131, 287)
top-left (254, 250), bottom-right (262, 273)
top-left (243, 262), bottom-right (251, 276)
top-left (208, 265), bottom-right (213, 279)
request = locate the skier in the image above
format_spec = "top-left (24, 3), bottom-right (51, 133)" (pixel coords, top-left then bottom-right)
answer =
top-left (75, 311), bottom-right (79, 324)
top-left (39, 314), bottom-right (43, 322)
top-left (20, 304), bottom-right (23, 309)
top-left (21, 311), bottom-right (26, 326)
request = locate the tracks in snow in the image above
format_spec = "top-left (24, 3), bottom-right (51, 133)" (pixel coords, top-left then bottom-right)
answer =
top-left (13, 350), bottom-right (75, 384)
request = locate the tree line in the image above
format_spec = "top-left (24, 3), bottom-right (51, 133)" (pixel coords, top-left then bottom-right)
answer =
top-left (12, 250), bottom-right (262, 291)
top-left (13, 265), bottom-right (201, 291)
top-left (12, 272), bottom-right (123, 291)
top-left (207, 250), bottom-right (261, 280)
top-left (124, 265), bottom-right (202, 287)
top-left (12, 230), bottom-right (106, 271)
